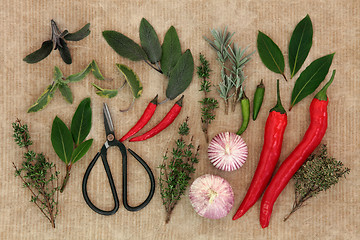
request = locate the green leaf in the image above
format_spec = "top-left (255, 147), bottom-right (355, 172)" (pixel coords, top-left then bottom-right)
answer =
top-left (66, 63), bottom-right (92, 82)
top-left (92, 83), bottom-right (118, 98)
top-left (161, 26), bottom-right (182, 76)
top-left (71, 98), bottom-right (92, 145)
top-left (116, 64), bottom-right (143, 98)
top-left (58, 83), bottom-right (73, 104)
top-left (102, 30), bottom-right (147, 61)
top-left (51, 116), bottom-right (73, 164)
top-left (58, 38), bottom-right (72, 64)
top-left (91, 60), bottom-right (105, 80)
top-left (289, 15), bottom-right (313, 78)
top-left (64, 23), bottom-right (91, 41)
top-left (257, 31), bottom-right (285, 76)
top-left (166, 49), bottom-right (194, 100)
top-left (23, 40), bottom-right (53, 64)
top-left (71, 139), bottom-right (93, 163)
top-left (27, 84), bottom-right (58, 113)
top-left (53, 66), bottom-right (64, 81)
top-left (139, 18), bottom-right (162, 64)
top-left (290, 53), bottom-right (335, 109)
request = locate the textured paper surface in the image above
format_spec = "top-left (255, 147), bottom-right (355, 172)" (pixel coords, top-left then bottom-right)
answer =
top-left (1, 0), bottom-right (359, 239)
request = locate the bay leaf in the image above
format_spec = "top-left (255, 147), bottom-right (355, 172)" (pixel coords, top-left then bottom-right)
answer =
top-left (92, 83), bottom-right (118, 98)
top-left (166, 49), bottom-right (194, 100)
top-left (71, 139), bottom-right (93, 163)
top-left (102, 30), bottom-right (148, 61)
top-left (71, 98), bottom-right (92, 145)
top-left (161, 26), bottom-right (182, 77)
top-left (289, 15), bottom-right (313, 78)
top-left (290, 53), bottom-right (335, 109)
top-left (64, 23), bottom-right (91, 41)
top-left (23, 40), bottom-right (53, 64)
top-left (139, 18), bottom-right (162, 64)
top-left (116, 64), bottom-right (143, 99)
top-left (58, 83), bottom-right (73, 104)
top-left (51, 116), bottom-right (73, 164)
top-left (27, 84), bottom-right (57, 113)
top-left (257, 31), bottom-right (286, 79)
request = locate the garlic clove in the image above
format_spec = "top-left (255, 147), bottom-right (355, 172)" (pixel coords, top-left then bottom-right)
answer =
top-left (189, 174), bottom-right (234, 219)
top-left (208, 132), bottom-right (248, 171)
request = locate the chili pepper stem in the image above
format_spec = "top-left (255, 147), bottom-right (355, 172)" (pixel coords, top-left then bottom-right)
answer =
top-left (60, 163), bottom-right (72, 193)
top-left (271, 80), bottom-right (286, 114)
top-left (314, 70), bottom-right (336, 101)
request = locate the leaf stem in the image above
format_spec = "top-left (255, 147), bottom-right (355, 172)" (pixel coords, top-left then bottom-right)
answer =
top-left (281, 73), bottom-right (288, 82)
top-left (144, 60), bottom-right (163, 74)
top-left (60, 164), bottom-right (72, 193)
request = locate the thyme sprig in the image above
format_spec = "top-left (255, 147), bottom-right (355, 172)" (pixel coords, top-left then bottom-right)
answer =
top-left (197, 53), bottom-right (218, 143)
top-left (12, 119), bottom-right (60, 228)
top-left (159, 118), bottom-right (199, 223)
top-left (284, 144), bottom-right (350, 221)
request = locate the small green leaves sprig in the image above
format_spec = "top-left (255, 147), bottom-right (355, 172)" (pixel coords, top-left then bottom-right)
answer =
top-left (23, 20), bottom-right (90, 64)
top-left (102, 18), bottom-right (194, 101)
top-left (28, 60), bottom-right (104, 113)
top-left (257, 15), bottom-right (335, 110)
top-left (205, 27), bottom-right (253, 114)
top-left (197, 53), bottom-right (218, 143)
top-left (159, 118), bottom-right (199, 223)
top-left (51, 98), bottom-right (93, 192)
top-left (284, 144), bottom-right (350, 221)
top-left (12, 119), bottom-right (60, 228)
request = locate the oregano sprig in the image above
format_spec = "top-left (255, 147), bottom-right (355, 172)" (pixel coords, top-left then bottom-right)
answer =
top-left (12, 119), bottom-right (60, 228)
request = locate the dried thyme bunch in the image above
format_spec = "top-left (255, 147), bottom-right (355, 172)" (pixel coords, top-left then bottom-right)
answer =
top-left (159, 118), bottom-right (199, 223)
top-left (12, 119), bottom-right (60, 228)
top-left (197, 53), bottom-right (218, 143)
top-left (284, 144), bottom-right (350, 221)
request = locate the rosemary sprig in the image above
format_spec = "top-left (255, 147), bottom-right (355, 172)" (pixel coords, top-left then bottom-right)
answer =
top-left (159, 118), bottom-right (199, 223)
top-left (12, 119), bottom-right (60, 228)
top-left (197, 53), bottom-right (218, 143)
top-left (284, 144), bottom-right (350, 221)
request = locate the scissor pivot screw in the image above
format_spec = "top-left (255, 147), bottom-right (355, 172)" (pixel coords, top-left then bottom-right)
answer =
top-left (107, 134), bottom-right (114, 141)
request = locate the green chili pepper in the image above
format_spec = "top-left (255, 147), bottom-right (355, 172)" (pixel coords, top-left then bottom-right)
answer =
top-left (253, 80), bottom-right (265, 120)
top-left (237, 91), bottom-right (250, 135)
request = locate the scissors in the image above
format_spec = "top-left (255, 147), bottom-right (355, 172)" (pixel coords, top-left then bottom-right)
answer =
top-left (82, 103), bottom-right (155, 215)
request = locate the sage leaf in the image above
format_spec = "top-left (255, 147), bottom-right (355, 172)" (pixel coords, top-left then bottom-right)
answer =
top-left (66, 63), bottom-right (92, 82)
top-left (139, 18), bottom-right (162, 64)
top-left (92, 83), bottom-right (118, 98)
top-left (58, 38), bottom-right (72, 64)
top-left (91, 60), bottom-right (105, 80)
top-left (166, 49), bottom-right (194, 100)
top-left (289, 15), bottom-right (313, 78)
top-left (51, 116), bottom-right (73, 164)
top-left (102, 30), bottom-right (148, 61)
top-left (161, 26), bottom-right (182, 76)
top-left (58, 83), bottom-right (73, 104)
top-left (64, 23), bottom-right (90, 41)
top-left (71, 98), bottom-right (92, 145)
top-left (23, 40), bottom-right (53, 64)
top-left (27, 84), bottom-right (58, 113)
top-left (290, 53), bottom-right (335, 109)
top-left (116, 64), bottom-right (143, 98)
top-left (257, 31), bottom-right (286, 79)
top-left (71, 139), bottom-right (93, 163)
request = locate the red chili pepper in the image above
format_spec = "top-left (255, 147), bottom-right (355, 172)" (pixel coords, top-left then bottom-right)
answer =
top-left (119, 95), bottom-right (158, 142)
top-left (129, 95), bottom-right (184, 142)
top-left (260, 70), bottom-right (335, 228)
top-left (233, 80), bottom-right (287, 221)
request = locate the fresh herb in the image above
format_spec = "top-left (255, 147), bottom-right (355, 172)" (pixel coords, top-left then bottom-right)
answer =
top-left (51, 98), bottom-right (93, 192)
top-left (28, 60), bottom-right (105, 113)
top-left (12, 119), bottom-right (60, 228)
top-left (23, 20), bottom-right (90, 64)
top-left (102, 18), bottom-right (194, 101)
top-left (197, 53), bottom-right (218, 143)
top-left (284, 144), bottom-right (350, 221)
top-left (158, 118), bottom-right (199, 223)
top-left (205, 27), bottom-right (252, 114)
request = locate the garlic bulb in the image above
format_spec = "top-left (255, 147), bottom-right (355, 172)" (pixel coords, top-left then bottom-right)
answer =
top-left (208, 132), bottom-right (248, 171)
top-left (189, 174), bottom-right (234, 219)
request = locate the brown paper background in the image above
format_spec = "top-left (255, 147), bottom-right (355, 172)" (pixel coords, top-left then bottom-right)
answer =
top-left (1, 0), bottom-right (359, 239)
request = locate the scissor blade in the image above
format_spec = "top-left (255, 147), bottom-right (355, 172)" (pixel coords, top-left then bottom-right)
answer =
top-left (103, 103), bottom-right (114, 135)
